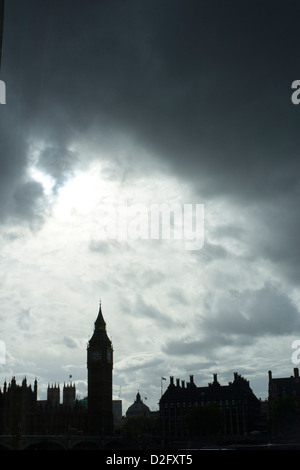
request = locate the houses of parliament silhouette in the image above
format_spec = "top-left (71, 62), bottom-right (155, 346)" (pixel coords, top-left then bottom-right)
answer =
top-left (0, 303), bottom-right (114, 438)
top-left (1, 302), bottom-right (300, 449)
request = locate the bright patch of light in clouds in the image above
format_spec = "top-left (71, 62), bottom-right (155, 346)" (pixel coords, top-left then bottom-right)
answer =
top-left (54, 165), bottom-right (104, 219)
top-left (0, 152), bottom-right (210, 408)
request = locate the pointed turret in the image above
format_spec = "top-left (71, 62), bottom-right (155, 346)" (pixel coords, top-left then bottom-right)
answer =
top-left (88, 301), bottom-right (111, 348)
top-left (94, 301), bottom-right (106, 330)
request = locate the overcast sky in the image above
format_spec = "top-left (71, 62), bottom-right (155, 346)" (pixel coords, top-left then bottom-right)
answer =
top-left (1, 0), bottom-right (300, 412)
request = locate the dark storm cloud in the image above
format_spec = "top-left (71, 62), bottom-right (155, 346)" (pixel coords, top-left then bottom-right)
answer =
top-left (2, 0), bottom-right (300, 190)
top-left (36, 145), bottom-right (78, 191)
top-left (163, 283), bottom-right (300, 357)
top-left (162, 331), bottom-right (239, 359)
top-left (1, 1), bottom-right (300, 281)
top-left (0, 114), bottom-right (29, 220)
top-left (0, 107), bottom-right (46, 224)
top-left (13, 180), bottom-right (45, 222)
top-left (203, 283), bottom-right (300, 338)
top-left (249, 199), bottom-right (300, 284)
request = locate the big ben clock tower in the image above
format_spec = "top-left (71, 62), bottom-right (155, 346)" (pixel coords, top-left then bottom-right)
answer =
top-left (87, 302), bottom-right (113, 435)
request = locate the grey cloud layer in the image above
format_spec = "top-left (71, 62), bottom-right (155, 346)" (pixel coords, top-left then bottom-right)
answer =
top-left (0, 1), bottom-right (300, 334)
top-left (2, 1), bottom-right (300, 205)
top-left (163, 283), bottom-right (300, 358)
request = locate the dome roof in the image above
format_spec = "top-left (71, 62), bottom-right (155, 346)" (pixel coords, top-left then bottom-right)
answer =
top-left (126, 392), bottom-right (150, 418)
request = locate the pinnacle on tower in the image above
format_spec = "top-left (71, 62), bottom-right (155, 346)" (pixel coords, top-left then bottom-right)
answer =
top-left (95, 300), bottom-right (106, 330)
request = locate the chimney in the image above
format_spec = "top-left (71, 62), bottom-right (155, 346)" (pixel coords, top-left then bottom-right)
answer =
top-left (170, 376), bottom-right (174, 385)
top-left (294, 368), bottom-right (299, 379)
top-left (181, 380), bottom-right (185, 388)
top-left (190, 375), bottom-right (194, 384)
top-left (176, 378), bottom-right (180, 387)
top-left (268, 370), bottom-right (272, 381)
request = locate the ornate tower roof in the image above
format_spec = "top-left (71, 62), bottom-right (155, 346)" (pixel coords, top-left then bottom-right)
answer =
top-left (88, 302), bottom-right (112, 348)
top-left (94, 301), bottom-right (106, 329)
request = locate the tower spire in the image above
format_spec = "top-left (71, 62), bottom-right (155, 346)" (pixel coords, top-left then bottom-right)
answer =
top-left (95, 299), bottom-right (106, 330)
top-left (88, 301), bottom-right (109, 347)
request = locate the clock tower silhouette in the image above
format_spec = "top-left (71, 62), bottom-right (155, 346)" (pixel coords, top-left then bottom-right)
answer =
top-left (87, 302), bottom-right (113, 435)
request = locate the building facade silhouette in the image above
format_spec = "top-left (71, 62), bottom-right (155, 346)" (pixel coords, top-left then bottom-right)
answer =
top-left (3, 303), bottom-right (300, 444)
top-left (0, 303), bottom-right (113, 436)
top-left (159, 373), bottom-right (261, 438)
top-left (268, 367), bottom-right (300, 434)
top-left (268, 367), bottom-right (300, 408)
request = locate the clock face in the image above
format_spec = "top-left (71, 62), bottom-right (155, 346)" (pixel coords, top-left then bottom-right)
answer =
top-left (91, 350), bottom-right (101, 360)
